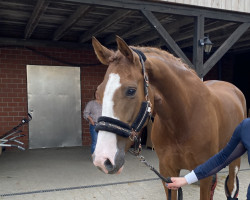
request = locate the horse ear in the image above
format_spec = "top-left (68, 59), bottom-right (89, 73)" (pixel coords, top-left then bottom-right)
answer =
top-left (92, 37), bottom-right (113, 65)
top-left (116, 35), bottom-right (135, 63)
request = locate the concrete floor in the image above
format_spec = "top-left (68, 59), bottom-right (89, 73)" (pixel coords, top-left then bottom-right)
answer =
top-left (0, 147), bottom-right (249, 200)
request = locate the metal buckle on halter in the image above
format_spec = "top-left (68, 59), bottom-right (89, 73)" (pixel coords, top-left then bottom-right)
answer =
top-left (129, 130), bottom-right (137, 141)
top-left (147, 100), bottom-right (152, 113)
top-left (129, 131), bottom-right (142, 156)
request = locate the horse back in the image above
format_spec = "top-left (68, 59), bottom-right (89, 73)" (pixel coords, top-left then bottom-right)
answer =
top-left (204, 80), bottom-right (246, 148)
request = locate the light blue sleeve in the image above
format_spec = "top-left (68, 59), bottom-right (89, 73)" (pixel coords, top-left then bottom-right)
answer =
top-left (185, 170), bottom-right (198, 184)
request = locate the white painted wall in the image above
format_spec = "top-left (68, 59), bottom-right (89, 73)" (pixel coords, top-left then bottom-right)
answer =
top-left (157, 0), bottom-right (250, 13)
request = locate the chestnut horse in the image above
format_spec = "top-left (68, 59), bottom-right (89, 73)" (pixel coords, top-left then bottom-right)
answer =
top-left (92, 36), bottom-right (246, 200)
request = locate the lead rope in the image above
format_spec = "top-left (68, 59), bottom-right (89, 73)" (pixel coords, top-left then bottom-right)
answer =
top-left (129, 137), bottom-right (183, 200)
top-left (138, 155), bottom-right (183, 200)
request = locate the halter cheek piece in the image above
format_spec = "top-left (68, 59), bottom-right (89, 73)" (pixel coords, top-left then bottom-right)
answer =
top-left (95, 48), bottom-right (152, 138)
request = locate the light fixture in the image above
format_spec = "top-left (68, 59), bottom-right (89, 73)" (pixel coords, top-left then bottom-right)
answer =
top-left (199, 35), bottom-right (213, 53)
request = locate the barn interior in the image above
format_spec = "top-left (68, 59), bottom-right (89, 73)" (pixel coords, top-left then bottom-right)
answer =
top-left (0, 0), bottom-right (250, 148)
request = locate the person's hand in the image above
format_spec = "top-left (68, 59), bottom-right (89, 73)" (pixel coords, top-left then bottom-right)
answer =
top-left (165, 177), bottom-right (188, 190)
top-left (87, 117), bottom-right (95, 125)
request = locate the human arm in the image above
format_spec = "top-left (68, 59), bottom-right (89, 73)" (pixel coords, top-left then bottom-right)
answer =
top-left (166, 177), bottom-right (188, 190)
top-left (167, 141), bottom-right (246, 189)
top-left (166, 170), bottom-right (197, 189)
top-left (193, 124), bottom-right (246, 180)
top-left (167, 120), bottom-right (247, 189)
top-left (87, 116), bottom-right (95, 125)
top-left (83, 101), bottom-right (95, 125)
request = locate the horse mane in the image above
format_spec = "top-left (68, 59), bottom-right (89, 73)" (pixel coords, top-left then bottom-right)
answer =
top-left (130, 46), bottom-right (197, 75)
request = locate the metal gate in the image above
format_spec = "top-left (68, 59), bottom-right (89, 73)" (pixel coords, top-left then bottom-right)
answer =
top-left (27, 65), bottom-right (82, 149)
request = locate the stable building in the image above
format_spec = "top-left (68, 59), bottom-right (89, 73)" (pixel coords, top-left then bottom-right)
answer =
top-left (1, 0), bottom-right (250, 150)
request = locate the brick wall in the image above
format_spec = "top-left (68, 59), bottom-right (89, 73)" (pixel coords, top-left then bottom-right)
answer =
top-left (81, 66), bottom-right (107, 146)
top-left (0, 46), bottom-right (106, 149)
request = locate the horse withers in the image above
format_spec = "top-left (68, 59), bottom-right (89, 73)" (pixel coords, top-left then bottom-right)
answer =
top-left (92, 36), bottom-right (246, 200)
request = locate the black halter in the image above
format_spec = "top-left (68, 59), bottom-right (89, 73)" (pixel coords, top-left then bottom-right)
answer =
top-left (95, 49), bottom-right (151, 137)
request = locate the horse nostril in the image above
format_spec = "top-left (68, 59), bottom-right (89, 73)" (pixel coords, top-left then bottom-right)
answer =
top-left (104, 158), bottom-right (115, 172)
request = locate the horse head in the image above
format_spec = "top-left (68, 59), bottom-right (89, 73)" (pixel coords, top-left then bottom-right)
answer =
top-left (92, 36), bottom-right (153, 174)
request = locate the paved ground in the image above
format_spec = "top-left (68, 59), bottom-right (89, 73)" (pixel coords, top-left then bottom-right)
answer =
top-left (0, 147), bottom-right (249, 200)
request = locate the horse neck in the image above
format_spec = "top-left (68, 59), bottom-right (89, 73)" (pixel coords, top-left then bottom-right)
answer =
top-left (146, 55), bottom-right (208, 128)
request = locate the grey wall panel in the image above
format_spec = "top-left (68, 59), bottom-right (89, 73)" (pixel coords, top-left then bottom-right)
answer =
top-left (27, 65), bottom-right (82, 149)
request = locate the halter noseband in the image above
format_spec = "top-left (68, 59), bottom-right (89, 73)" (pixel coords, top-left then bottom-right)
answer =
top-left (95, 48), bottom-right (152, 138)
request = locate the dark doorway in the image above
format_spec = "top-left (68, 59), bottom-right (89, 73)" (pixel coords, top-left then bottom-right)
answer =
top-left (233, 52), bottom-right (250, 116)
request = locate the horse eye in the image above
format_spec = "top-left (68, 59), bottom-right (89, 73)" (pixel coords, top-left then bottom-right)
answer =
top-left (126, 88), bottom-right (136, 97)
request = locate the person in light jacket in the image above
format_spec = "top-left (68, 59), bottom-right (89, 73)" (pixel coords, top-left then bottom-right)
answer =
top-left (83, 89), bottom-right (102, 155)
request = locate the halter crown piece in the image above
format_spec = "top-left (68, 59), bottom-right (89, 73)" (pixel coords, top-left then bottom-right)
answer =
top-left (95, 48), bottom-right (152, 138)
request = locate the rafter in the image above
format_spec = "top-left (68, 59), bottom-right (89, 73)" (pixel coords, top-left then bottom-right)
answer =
top-left (79, 9), bottom-right (132, 43)
top-left (158, 21), bottom-right (236, 48)
top-left (202, 23), bottom-right (250, 77)
top-left (0, 37), bottom-right (90, 49)
top-left (129, 17), bottom-right (193, 45)
top-left (141, 10), bottom-right (193, 68)
top-left (179, 24), bottom-right (239, 49)
top-left (104, 20), bottom-right (150, 45)
top-left (53, 5), bottom-right (92, 41)
top-left (104, 15), bottom-right (175, 45)
top-left (24, 0), bottom-right (49, 39)
top-left (231, 31), bottom-right (250, 50)
top-left (65, 0), bottom-right (250, 22)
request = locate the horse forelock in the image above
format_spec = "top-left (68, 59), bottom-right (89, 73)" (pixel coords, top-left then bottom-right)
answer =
top-left (108, 52), bottom-right (119, 63)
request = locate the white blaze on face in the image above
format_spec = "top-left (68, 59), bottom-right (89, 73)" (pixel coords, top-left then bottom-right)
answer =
top-left (93, 73), bottom-right (121, 173)
top-left (102, 73), bottom-right (121, 118)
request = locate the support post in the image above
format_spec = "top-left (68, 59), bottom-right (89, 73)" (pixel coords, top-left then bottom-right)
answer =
top-left (193, 15), bottom-right (204, 77)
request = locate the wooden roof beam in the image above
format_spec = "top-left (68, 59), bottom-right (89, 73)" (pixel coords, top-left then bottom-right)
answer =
top-left (53, 5), bottom-right (92, 41)
top-left (202, 22), bottom-right (250, 77)
top-left (158, 21), bottom-right (236, 48)
top-left (141, 9), bottom-right (193, 68)
top-left (24, 0), bottom-right (49, 39)
top-left (104, 20), bottom-right (150, 45)
top-left (65, 0), bottom-right (250, 22)
top-left (179, 24), bottom-right (239, 49)
top-left (104, 15), bottom-right (175, 45)
top-left (129, 17), bottom-right (193, 45)
top-left (79, 9), bottom-right (132, 43)
top-left (230, 31), bottom-right (250, 50)
top-left (0, 37), bottom-right (90, 49)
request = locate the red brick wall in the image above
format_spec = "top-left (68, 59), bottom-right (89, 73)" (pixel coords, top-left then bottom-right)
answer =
top-left (0, 46), bottom-right (106, 149)
top-left (81, 66), bottom-right (107, 146)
